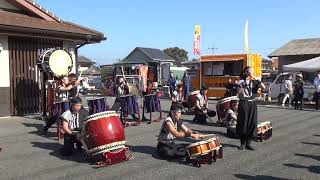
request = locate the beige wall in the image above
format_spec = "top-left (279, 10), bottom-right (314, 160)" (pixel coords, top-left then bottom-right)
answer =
top-left (63, 41), bottom-right (77, 73)
top-left (0, 36), bottom-right (10, 87)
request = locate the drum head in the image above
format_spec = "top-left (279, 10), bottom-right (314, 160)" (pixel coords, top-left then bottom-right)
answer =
top-left (84, 111), bottom-right (118, 122)
top-left (49, 50), bottom-right (73, 77)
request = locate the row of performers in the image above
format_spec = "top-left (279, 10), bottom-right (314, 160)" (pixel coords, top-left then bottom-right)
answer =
top-left (44, 66), bottom-right (265, 159)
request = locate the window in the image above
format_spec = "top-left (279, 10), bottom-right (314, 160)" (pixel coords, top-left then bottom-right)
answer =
top-left (203, 62), bottom-right (213, 76)
top-left (202, 60), bottom-right (243, 76)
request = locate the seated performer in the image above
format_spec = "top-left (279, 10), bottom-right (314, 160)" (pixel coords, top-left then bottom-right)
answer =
top-left (171, 84), bottom-right (189, 109)
top-left (193, 84), bottom-right (216, 124)
top-left (60, 97), bottom-right (89, 156)
top-left (157, 103), bottom-right (203, 159)
top-left (111, 76), bottom-right (137, 119)
top-left (225, 100), bottom-right (238, 129)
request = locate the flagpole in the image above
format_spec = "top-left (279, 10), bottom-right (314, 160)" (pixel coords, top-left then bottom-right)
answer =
top-left (245, 20), bottom-right (250, 67)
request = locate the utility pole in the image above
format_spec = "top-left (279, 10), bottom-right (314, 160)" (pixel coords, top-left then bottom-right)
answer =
top-left (208, 43), bottom-right (218, 55)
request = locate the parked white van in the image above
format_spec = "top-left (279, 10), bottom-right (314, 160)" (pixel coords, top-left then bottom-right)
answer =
top-left (268, 72), bottom-right (316, 103)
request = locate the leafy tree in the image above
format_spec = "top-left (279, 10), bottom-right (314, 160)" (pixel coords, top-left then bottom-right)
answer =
top-left (163, 47), bottom-right (188, 66)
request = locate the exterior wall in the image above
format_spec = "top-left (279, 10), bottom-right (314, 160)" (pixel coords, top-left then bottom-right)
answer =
top-left (0, 36), bottom-right (10, 116)
top-left (278, 55), bottom-right (320, 73)
top-left (125, 49), bottom-right (153, 63)
top-left (63, 41), bottom-right (77, 73)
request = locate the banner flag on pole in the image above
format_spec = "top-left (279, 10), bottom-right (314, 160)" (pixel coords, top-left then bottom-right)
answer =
top-left (193, 25), bottom-right (201, 56)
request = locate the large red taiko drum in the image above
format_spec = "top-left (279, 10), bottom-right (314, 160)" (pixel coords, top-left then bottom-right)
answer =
top-left (216, 96), bottom-right (238, 121)
top-left (81, 111), bottom-right (125, 156)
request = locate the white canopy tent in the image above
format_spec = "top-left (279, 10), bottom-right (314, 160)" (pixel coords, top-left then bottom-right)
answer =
top-left (283, 56), bottom-right (320, 72)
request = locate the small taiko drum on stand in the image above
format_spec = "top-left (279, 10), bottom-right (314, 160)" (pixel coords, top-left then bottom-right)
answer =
top-left (216, 96), bottom-right (239, 123)
top-left (187, 91), bottom-right (199, 113)
top-left (256, 121), bottom-right (272, 142)
top-left (143, 93), bottom-right (162, 123)
top-left (80, 111), bottom-right (132, 167)
top-left (52, 101), bottom-right (70, 117)
top-left (87, 98), bottom-right (109, 115)
top-left (119, 95), bottom-right (140, 126)
top-left (186, 136), bottom-right (223, 167)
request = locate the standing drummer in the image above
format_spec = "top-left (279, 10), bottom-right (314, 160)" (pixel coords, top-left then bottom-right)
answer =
top-left (193, 84), bottom-right (216, 124)
top-left (60, 97), bottom-right (89, 156)
top-left (68, 73), bottom-right (80, 99)
top-left (43, 75), bottom-right (75, 134)
top-left (111, 76), bottom-right (137, 119)
top-left (157, 103), bottom-right (203, 159)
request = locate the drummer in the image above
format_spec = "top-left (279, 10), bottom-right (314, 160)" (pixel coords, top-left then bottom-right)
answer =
top-left (193, 84), bottom-right (216, 124)
top-left (60, 97), bottom-right (89, 156)
top-left (171, 84), bottom-right (189, 109)
top-left (68, 73), bottom-right (80, 99)
top-left (111, 76), bottom-right (137, 119)
top-left (224, 100), bottom-right (238, 128)
top-left (157, 103), bottom-right (203, 159)
top-left (43, 75), bottom-right (75, 134)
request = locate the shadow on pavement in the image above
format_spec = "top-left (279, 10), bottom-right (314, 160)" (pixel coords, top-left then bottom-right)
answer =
top-left (283, 163), bottom-right (320, 175)
top-left (30, 142), bottom-right (92, 165)
top-left (234, 174), bottom-right (291, 180)
top-left (22, 122), bottom-right (57, 140)
top-left (301, 142), bottom-right (320, 146)
top-left (295, 153), bottom-right (320, 161)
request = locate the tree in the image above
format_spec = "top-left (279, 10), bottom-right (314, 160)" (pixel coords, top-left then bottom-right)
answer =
top-left (163, 47), bottom-right (188, 66)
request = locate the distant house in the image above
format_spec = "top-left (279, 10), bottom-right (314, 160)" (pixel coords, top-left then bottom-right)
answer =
top-left (181, 60), bottom-right (199, 70)
top-left (181, 60), bottom-right (199, 77)
top-left (114, 47), bottom-right (174, 85)
top-left (78, 55), bottom-right (95, 71)
top-left (262, 58), bottom-right (278, 73)
top-left (269, 38), bottom-right (320, 73)
top-left (77, 56), bottom-right (102, 89)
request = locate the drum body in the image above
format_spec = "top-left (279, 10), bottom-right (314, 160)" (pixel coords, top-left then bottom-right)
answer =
top-left (186, 137), bottom-right (222, 159)
top-left (216, 96), bottom-right (239, 121)
top-left (144, 94), bottom-right (161, 113)
top-left (87, 98), bottom-right (107, 115)
top-left (119, 95), bottom-right (139, 115)
top-left (52, 101), bottom-right (70, 117)
top-left (38, 49), bottom-right (73, 77)
top-left (187, 91), bottom-right (199, 112)
top-left (82, 111), bottom-right (125, 156)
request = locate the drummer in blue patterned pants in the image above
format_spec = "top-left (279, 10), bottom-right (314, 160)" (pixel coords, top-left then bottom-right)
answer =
top-left (111, 77), bottom-right (137, 119)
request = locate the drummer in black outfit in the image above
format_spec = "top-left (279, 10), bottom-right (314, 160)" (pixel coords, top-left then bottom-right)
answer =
top-left (193, 84), bottom-right (216, 124)
top-left (111, 77), bottom-right (137, 119)
top-left (43, 75), bottom-right (75, 134)
top-left (60, 97), bottom-right (89, 156)
top-left (68, 73), bottom-right (80, 98)
top-left (237, 66), bottom-right (265, 151)
top-left (157, 103), bottom-right (203, 159)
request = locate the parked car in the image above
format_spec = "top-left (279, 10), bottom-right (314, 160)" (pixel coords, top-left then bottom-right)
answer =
top-left (261, 77), bottom-right (274, 93)
top-left (269, 72), bottom-right (316, 103)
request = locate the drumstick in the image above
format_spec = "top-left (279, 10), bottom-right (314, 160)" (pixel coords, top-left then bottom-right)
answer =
top-left (199, 134), bottom-right (216, 138)
top-left (78, 69), bottom-right (83, 79)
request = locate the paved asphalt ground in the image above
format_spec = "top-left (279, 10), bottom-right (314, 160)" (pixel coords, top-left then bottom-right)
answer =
top-left (0, 97), bottom-right (320, 180)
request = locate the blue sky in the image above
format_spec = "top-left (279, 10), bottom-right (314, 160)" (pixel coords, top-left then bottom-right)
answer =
top-left (36, 0), bottom-right (320, 65)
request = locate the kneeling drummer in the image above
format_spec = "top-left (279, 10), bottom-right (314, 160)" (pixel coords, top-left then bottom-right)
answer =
top-left (157, 103), bottom-right (204, 159)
